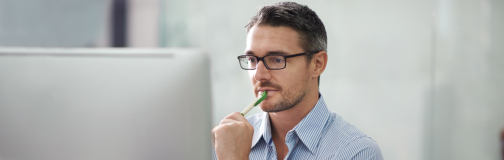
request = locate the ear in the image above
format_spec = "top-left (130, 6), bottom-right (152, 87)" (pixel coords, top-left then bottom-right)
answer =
top-left (311, 51), bottom-right (328, 79)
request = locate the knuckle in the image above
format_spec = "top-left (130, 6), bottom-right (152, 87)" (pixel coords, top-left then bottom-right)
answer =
top-left (238, 122), bottom-right (249, 129)
top-left (211, 126), bottom-right (220, 134)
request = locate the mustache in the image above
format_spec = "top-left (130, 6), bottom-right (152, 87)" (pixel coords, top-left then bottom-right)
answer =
top-left (254, 81), bottom-right (282, 92)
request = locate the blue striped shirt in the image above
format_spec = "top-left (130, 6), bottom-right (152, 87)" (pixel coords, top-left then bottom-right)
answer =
top-left (213, 94), bottom-right (383, 160)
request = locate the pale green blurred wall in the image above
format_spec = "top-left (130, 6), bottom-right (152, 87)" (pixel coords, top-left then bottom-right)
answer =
top-left (0, 0), bottom-right (109, 47)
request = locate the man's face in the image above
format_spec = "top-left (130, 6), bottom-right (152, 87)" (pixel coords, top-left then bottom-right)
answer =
top-left (245, 25), bottom-right (311, 112)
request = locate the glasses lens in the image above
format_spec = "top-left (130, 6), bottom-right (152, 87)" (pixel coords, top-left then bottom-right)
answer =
top-left (264, 56), bottom-right (285, 69)
top-left (239, 55), bottom-right (257, 69)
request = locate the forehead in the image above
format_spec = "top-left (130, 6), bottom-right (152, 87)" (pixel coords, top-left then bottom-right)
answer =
top-left (245, 25), bottom-right (304, 56)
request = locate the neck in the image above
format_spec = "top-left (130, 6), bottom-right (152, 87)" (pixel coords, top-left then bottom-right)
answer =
top-left (268, 88), bottom-right (319, 139)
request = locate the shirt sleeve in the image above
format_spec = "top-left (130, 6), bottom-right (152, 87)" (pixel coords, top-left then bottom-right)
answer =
top-left (335, 137), bottom-right (384, 160)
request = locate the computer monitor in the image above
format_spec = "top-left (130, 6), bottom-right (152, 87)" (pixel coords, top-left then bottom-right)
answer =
top-left (0, 48), bottom-right (212, 160)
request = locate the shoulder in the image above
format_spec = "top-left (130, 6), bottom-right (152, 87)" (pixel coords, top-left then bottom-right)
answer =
top-left (321, 112), bottom-right (383, 159)
top-left (335, 136), bottom-right (383, 160)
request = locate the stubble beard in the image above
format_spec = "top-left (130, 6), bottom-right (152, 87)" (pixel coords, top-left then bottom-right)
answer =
top-left (257, 73), bottom-right (310, 113)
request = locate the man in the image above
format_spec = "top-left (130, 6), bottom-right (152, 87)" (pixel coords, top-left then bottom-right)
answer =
top-left (212, 2), bottom-right (383, 160)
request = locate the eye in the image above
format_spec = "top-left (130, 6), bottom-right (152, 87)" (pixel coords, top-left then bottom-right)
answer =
top-left (273, 57), bottom-right (284, 63)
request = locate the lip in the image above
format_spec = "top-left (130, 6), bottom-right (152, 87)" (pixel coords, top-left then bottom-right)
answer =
top-left (256, 88), bottom-right (278, 96)
top-left (256, 87), bottom-right (278, 92)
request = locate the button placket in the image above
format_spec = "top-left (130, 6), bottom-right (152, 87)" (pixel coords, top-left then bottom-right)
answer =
top-left (284, 131), bottom-right (299, 160)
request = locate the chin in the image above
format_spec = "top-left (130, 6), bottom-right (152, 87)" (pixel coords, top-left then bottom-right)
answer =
top-left (258, 104), bottom-right (270, 111)
top-left (259, 103), bottom-right (284, 113)
top-left (258, 101), bottom-right (275, 112)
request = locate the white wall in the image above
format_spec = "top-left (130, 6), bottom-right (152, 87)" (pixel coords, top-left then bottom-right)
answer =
top-left (159, 0), bottom-right (504, 160)
top-left (128, 0), bottom-right (160, 47)
top-left (160, 0), bottom-right (431, 159)
top-left (427, 0), bottom-right (504, 159)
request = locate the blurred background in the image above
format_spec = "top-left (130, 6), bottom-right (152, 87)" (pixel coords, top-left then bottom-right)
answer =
top-left (1, 0), bottom-right (503, 160)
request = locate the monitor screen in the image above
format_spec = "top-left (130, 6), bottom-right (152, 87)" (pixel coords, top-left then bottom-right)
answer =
top-left (0, 48), bottom-right (212, 160)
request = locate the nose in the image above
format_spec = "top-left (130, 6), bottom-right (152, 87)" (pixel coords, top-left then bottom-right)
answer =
top-left (252, 61), bottom-right (271, 82)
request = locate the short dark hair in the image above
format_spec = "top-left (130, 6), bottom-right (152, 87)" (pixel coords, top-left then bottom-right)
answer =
top-left (246, 2), bottom-right (326, 85)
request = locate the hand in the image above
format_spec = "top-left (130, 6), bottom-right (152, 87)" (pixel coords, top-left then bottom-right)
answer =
top-left (212, 112), bottom-right (254, 160)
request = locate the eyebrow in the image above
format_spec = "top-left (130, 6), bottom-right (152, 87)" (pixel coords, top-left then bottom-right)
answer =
top-left (245, 50), bottom-right (289, 56)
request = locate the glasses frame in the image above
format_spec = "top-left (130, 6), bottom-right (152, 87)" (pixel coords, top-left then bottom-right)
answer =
top-left (237, 52), bottom-right (317, 70)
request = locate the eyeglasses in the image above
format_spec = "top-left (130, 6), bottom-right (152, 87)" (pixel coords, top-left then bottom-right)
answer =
top-left (237, 52), bottom-right (316, 70)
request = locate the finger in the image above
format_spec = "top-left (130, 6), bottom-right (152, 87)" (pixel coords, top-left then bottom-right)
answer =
top-left (223, 111), bottom-right (240, 120)
top-left (219, 118), bottom-right (238, 125)
top-left (227, 111), bottom-right (249, 122)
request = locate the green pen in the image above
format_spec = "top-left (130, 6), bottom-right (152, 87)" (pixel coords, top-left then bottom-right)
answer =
top-left (241, 91), bottom-right (267, 116)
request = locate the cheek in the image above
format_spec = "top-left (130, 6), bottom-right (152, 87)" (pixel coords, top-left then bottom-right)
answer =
top-left (248, 70), bottom-right (256, 82)
top-left (282, 67), bottom-right (308, 87)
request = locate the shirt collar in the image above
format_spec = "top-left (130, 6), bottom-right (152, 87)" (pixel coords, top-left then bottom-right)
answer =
top-left (292, 94), bottom-right (330, 154)
top-left (250, 94), bottom-right (331, 154)
top-left (251, 112), bottom-right (271, 148)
